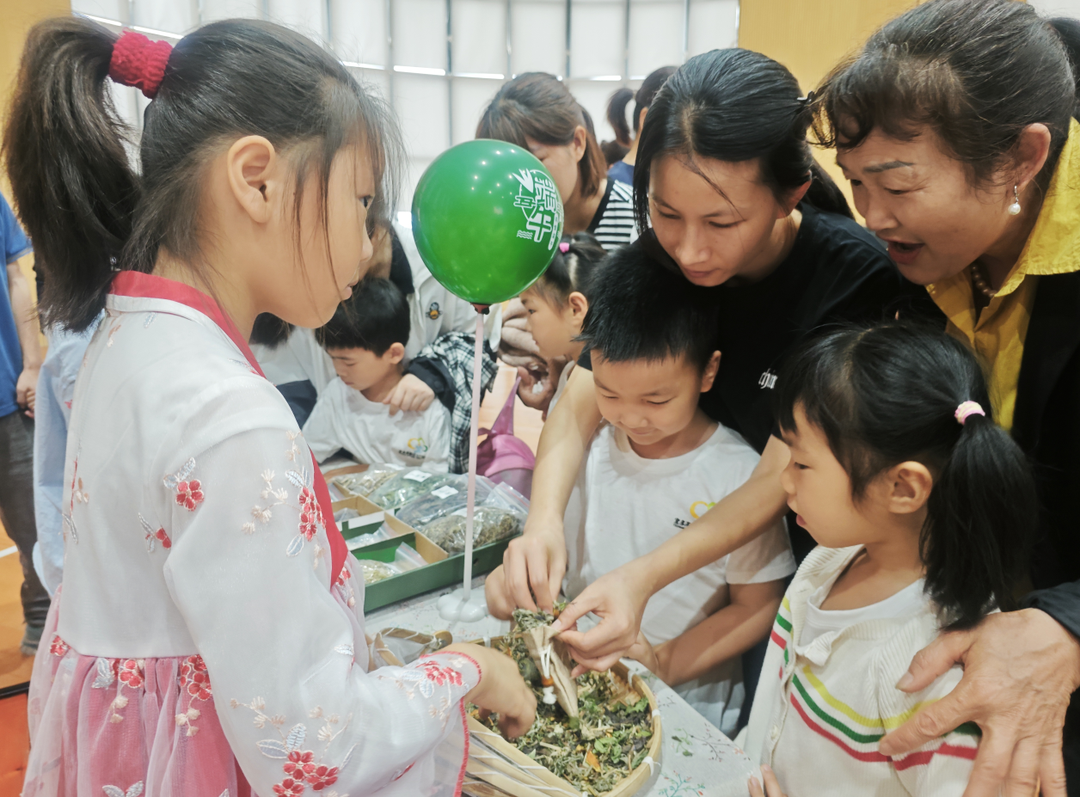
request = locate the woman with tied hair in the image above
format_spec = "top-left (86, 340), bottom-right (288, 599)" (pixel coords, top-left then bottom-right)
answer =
top-left (794, 1), bottom-right (1080, 794)
top-left (488, 47), bottom-right (926, 728)
top-left (4, 17), bottom-right (533, 797)
top-left (478, 72), bottom-right (638, 412)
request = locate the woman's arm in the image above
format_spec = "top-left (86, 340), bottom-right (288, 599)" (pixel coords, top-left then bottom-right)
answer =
top-left (631, 580), bottom-right (785, 686)
top-left (498, 364), bottom-right (603, 611)
top-left (553, 435), bottom-right (791, 673)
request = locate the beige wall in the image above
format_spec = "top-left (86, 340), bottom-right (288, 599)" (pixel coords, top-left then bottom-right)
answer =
top-left (739, 0), bottom-right (921, 217)
top-left (1, 0), bottom-right (71, 299)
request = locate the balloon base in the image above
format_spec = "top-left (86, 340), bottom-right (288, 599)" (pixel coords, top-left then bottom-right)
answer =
top-left (437, 589), bottom-right (488, 623)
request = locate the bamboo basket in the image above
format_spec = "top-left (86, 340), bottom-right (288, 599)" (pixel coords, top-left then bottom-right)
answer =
top-left (462, 637), bottom-right (663, 797)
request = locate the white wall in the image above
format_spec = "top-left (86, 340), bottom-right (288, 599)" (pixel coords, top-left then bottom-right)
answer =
top-left (72, 0), bottom-right (738, 210)
top-left (1030, 0), bottom-right (1080, 17)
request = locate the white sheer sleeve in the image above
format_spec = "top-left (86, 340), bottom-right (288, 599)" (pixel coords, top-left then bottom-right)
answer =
top-left (158, 397), bottom-right (479, 797)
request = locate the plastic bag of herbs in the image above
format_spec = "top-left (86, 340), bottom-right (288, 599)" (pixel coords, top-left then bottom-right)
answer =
top-left (418, 483), bottom-right (528, 553)
top-left (367, 469), bottom-right (455, 510)
top-left (330, 463), bottom-right (403, 499)
top-left (473, 608), bottom-right (655, 796)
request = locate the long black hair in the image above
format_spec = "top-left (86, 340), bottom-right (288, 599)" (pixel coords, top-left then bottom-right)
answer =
top-left (814, 0), bottom-right (1080, 191)
top-left (633, 48), bottom-right (851, 234)
top-left (3, 17), bottom-right (402, 332)
top-left (775, 323), bottom-right (1037, 630)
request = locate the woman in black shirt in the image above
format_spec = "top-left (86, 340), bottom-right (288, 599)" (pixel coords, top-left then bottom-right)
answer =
top-left (489, 49), bottom-right (925, 672)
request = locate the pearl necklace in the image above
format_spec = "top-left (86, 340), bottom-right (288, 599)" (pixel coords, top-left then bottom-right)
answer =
top-left (971, 264), bottom-right (997, 299)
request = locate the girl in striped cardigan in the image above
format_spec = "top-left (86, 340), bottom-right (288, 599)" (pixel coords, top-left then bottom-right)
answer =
top-left (743, 323), bottom-right (1036, 796)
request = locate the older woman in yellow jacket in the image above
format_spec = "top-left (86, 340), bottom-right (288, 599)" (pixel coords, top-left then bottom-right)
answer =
top-left (809, 2), bottom-right (1080, 795)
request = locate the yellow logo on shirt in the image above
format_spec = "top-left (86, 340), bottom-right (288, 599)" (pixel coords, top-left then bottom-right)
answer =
top-left (689, 500), bottom-right (716, 520)
top-left (408, 437), bottom-right (429, 455)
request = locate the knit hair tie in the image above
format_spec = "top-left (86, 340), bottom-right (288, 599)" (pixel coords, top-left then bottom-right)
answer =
top-left (108, 31), bottom-right (173, 99)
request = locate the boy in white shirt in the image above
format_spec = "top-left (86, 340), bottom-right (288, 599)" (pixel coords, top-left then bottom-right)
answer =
top-left (487, 246), bottom-right (795, 734)
top-left (303, 277), bottom-right (451, 472)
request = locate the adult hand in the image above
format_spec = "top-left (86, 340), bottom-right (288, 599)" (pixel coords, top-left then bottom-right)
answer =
top-left (749, 764), bottom-right (787, 797)
top-left (880, 608), bottom-right (1080, 797)
top-left (550, 563), bottom-right (650, 677)
top-left (382, 374), bottom-right (435, 416)
top-left (451, 643), bottom-right (537, 739)
top-left (516, 365), bottom-right (556, 413)
top-left (484, 564), bottom-right (515, 620)
top-left (501, 518), bottom-right (567, 613)
top-left (16, 366), bottom-right (38, 418)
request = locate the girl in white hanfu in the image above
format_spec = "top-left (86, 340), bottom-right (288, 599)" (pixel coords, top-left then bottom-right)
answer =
top-left (4, 17), bottom-right (535, 797)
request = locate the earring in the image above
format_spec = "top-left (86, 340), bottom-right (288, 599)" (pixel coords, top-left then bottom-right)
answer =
top-left (1008, 184), bottom-right (1022, 216)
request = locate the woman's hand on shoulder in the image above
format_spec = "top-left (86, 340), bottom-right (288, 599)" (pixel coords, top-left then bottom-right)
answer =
top-left (881, 608), bottom-right (1080, 797)
top-left (448, 642), bottom-right (537, 739)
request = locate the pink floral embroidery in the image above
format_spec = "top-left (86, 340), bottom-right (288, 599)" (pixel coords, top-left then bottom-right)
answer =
top-left (118, 659), bottom-right (144, 689)
top-left (272, 779), bottom-right (305, 797)
top-left (298, 487), bottom-right (322, 541)
top-left (181, 655), bottom-right (212, 700)
top-left (306, 765), bottom-right (339, 791)
top-left (334, 566), bottom-right (350, 588)
top-left (283, 750), bottom-right (316, 780)
top-left (140, 514), bottom-right (172, 553)
top-left (416, 659), bottom-right (464, 688)
top-left (175, 480), bottom-right (204, 511)
top-left (50, 635), bottom-right (69, 657)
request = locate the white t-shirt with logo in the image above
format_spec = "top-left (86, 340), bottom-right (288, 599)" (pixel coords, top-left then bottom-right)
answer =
top-left (563, 422), bottom-right (795, 733)
top-left (302, 376), bottom-right (451, 473)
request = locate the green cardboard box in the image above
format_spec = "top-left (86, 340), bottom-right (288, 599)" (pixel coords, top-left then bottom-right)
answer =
top-left (330, 484), bottom-right (517, 612)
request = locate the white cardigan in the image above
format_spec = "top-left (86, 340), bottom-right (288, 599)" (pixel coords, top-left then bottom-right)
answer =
top-left (742, 546), bottom-right (979, 796)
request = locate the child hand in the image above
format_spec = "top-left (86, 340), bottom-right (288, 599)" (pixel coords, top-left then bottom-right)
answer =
top-left (449, 643), bottom-right (537, 739)
top-left (382, 374), bottom-right (435, 415)
top-left (749, 764), bottom-right (787, 797)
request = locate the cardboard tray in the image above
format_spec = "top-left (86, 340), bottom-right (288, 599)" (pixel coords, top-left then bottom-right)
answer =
top-left (326, 465), bottom-right (516, 612)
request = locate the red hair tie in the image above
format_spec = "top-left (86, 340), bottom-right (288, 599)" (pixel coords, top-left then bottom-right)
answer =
top-left (109, 31), bottom-right (173, 99)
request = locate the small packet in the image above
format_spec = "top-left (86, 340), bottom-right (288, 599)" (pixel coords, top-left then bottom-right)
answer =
top-left (358, 559), bottom-right (400, 584)
top-left (420, 506), bottom-right (524, 554)
top-left (331, 464), bottom-right (403, 498)
top-left (395, 475), bottom-right (496, 528)
top-left (345, 522), bottom-right (394, 551)
top-left (393, 542), bottom-right (428, 572)
top-left (369, 470), bottom-right (454, 510)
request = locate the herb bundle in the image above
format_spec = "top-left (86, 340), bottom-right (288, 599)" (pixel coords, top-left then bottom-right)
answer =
top-left (472, 609), bottom-right (655, 795)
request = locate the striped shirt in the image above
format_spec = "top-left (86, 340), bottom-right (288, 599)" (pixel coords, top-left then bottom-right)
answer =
top-left (588, 178), bottom-right (637, 250)
top-left (743, 546), bottom-right (979, 796)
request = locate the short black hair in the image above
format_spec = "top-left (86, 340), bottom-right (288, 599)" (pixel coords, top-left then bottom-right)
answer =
top-left (531, 232), bottom-right (607, 305)
top-left (317, 277), bottom-right (409, 356)
top-left (578, 242), bottom-right (719, 373)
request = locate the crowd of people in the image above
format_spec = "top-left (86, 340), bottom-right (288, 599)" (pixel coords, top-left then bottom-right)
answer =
top-left (0, 1), bottom-right (1078, 795)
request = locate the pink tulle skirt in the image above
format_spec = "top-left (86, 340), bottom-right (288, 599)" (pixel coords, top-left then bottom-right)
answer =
top-left (24, 592), bottom-right (254, 797)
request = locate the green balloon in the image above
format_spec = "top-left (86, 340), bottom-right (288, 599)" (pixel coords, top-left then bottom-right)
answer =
top-left (411, 140), bottom-right (565, 305)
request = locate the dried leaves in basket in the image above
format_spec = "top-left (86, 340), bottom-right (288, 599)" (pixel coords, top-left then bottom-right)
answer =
top-left (472, 609), bottom-right (654, 795)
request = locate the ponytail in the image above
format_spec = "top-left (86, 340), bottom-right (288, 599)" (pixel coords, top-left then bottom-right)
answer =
top-left (532, 231), bottom-right (607, 304)
top-left (4, 16), bottom-right (402, 333)
top-left (776, 322), bottom-right (1038, 630)
top-left (606, 88), bottom-right (634, 147)
top-left (923, 412), bottom-right (1036, 628)
top-left (3, 18), bottom-right (137, 332)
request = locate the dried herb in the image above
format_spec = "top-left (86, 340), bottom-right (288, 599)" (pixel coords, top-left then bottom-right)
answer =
top-left (421, 507), bottom-right (522, 553)
top-left (473, 608), bottom-right (654, 795)
top-left (358, 560), bottom-right (398, 583)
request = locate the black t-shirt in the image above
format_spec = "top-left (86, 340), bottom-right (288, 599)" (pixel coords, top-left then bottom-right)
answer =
top-left (580, 203), bottom-right (930, 557)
